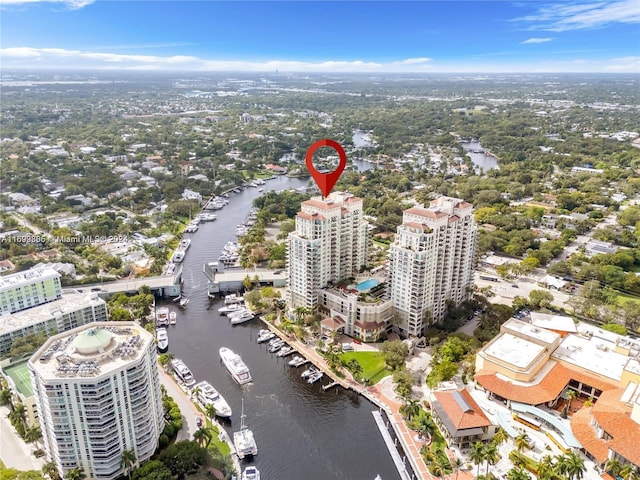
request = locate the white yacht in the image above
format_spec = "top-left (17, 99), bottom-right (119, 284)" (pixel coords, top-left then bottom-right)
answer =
top-left (156, 307), bottom-right (169, 327)
top-left (301, 366), bottom-right (318, 379)
top-left (169, 311), bottom-right (177, 325)
top-left (218, 303), bottom-right (242, 315)
top-left (172, 251), bottom-right (185, 263)
top-left (276, 345), bottom-right (294, 357)
top-left (256, 330), bottom-right (275, 343)
top-left (193, 381), bottom-right (232, 418)
top-left (219, 348), bottom-right (252, 384)
top-left (229, 309), bottom-right (255, 325)
top-left (179, 297), bottom-right (190, 307)
top-left (179, 238), bottom-right (191, 251)
top-left (234, 400), bottom-right (257, 459)
top-left (307, 371), bottom-right (324, 384)
top-left (242, 466), bottom-right (260, 480)
top-left (224, 293), bottom-right (244, 305)
top-left (170, 358), bottom-right (196, 387)
top-left (268, 339), bottom-right (284, 353)
top-left (156, 328), bottom-right (169, 353)
top-left (288, 355), bottom-right (307, 367)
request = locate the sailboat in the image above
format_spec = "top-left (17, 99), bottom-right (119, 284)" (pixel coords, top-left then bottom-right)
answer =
top-left (233, 399), bottom-right (257, 459)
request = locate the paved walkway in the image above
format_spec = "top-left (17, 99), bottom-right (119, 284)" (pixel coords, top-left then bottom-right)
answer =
top-left (158, 365), bottom-right (201, 442)
top-left (0, 405), bottom-right (45, 472)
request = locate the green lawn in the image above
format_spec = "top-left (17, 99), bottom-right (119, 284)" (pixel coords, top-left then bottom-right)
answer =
top-left (340, 351), bottom-right (390, 384)
top-left (616, 292), bottom-right (640, 305)
top-left (206, 420), bottom-right (231, 456)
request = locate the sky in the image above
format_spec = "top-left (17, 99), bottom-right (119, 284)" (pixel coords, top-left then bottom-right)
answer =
top-left (0, 0), bottom-right (639, 73)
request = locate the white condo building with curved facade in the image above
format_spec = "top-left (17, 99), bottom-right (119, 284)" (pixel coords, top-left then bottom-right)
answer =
top-left (29, 322), bottom-right (164, 480)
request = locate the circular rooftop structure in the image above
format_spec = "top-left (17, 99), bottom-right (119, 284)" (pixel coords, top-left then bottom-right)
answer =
top-left (72, 328), bottom-right (115, 355)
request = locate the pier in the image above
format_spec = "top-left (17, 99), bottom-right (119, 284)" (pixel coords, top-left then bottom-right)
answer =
top-left (322, 381), bottom-right (340, 391)
top-left (372, 411), bottom-right (413, 480)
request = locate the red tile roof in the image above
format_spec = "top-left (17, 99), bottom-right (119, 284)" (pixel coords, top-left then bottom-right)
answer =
top-left (296, 211), bottom-right (325, 221)
top-left (405, 206), bottom-right (448, 219)
top-left (475, 363), bottom-right (617, 405)
top-left (433, 389), bottom-right (492, 430)
top-left (570, 407), bottom-right (610, 464)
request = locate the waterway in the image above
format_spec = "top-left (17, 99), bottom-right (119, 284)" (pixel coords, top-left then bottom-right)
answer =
top-left (161, 176), bottom-right (401, 480)
top-left (461, 141), bottom-right (499, 172)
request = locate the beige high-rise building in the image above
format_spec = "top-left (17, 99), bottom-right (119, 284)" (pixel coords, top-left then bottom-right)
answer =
top-left (29, 322), bottom-right (164, 480)
top-left (388, 196), bottom-right (477, 337)
top-left (287, 192), bottom-right (368, 311)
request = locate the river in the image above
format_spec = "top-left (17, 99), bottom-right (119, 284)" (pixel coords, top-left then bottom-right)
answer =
top-left (460, 141), bottom-right (499, 172)
top-left (160, 175), bottom-right (401, 480)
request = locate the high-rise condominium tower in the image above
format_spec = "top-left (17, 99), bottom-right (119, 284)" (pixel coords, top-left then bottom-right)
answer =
top-left (29, 322), bottom-right (164, 480)
top-left (388, 197), bottom-right (477, 337)
top-left (287, 192), bottom-right (368, 311)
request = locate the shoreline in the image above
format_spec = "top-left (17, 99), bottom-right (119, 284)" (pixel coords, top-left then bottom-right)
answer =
top-left (257, 315), bottom-right (432, 480)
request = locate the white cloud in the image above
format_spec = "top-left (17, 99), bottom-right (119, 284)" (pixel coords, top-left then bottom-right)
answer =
top-left (0, 47), bottom-right (434, 72)
top-left (603, 56), bottom-right (640, 72)
top-left (0, 0), bottom-right (94, 8)
top-left (521, 37), bottom-right (554, 44)
top-left (517, 0), bottom-right (640, 31)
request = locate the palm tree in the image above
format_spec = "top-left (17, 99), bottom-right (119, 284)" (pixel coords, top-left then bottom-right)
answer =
top-left (431, 455), bottom-right (447, 478)
top-left (0, 388), bottom-right (14, 411)
top-left (400, 398), bottom-right (421, 421)
top-left (469, 442), bottom-right (486, 479)
top-left (605, 459), bottom-right (623, 478)
top-left (515, 433), bottom-right (531, 452)
top-left (562, 452), bottom-right (586, 480)
top-left (120, 449), bottom-right (136, 480)
top-left (507, 467), bottom-right (531, 480)
top-left (42, 461), bottom-right (61, 480)
top-left (64, 467), bottom-right (86, 480)
top-left (415, 414), bottom-right (436, 443)
top-left (25, 426), bottom-right (41, 451)
top-left (452, 457), bottom-right (464, 480)
top-left (193, 426), bottom-right (212, 448)
top-left (13, 403), bottom-right (28, 431)
top-left (205, 403), bottom-right (217, 419)
top-left (484, 443), bottom-right (501, 477)
top-left (620, 465), bottom-right (640, 480)
top-left (492, 427), bottom-right (508, 447)
top-left (536, 455), bottom-right (556, 480)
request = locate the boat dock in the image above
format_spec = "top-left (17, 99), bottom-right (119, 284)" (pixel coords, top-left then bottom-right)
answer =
top-left (322, 381), bottom-right (340, 391)
top-left (372, 411), bottom-right (413, 480)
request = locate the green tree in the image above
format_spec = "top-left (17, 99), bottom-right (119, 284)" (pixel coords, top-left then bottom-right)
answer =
top-left (492, 427), bottom-right (508, 447)
top-left (392, 369), bottom-right (415, 400)
top-left (562, 452), bottom-right (586, 480)
top-left (42, 462), bottom-right (61, 480)
top-left (157, 440), bottom-right (207, 477)
top-left (484, 443), bottom-right (501, 477)
top-left (131, 460), bottom-right (173, 480)
top-left (64, 468), bottom-right (86, 480)
top-left (507, 467), bottom-right (531, 480)
top-left (515, 433), bottom-right (531, 452)
top-left (620, 465), bottom-right (640, 480)
top-left (380, 340), bottom-right (409, 371)
top-left (205, 403), bottom-right (217, 420)
top-left (604, 459), bottom-right (623, 478)
top-left (399, 398), bottom-right (421, 421)
top-left (193, 427), bottom-right (212, 448)
top-left (469, 442), bottom-right (486, 478)
top-left (120, 449), bottom-right (136, 480)
top-left (528, 289), bottom-right (554, 309)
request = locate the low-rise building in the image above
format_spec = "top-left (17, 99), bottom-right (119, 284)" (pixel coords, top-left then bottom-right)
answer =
top-left (0, 268), bottom-right (63, 315)
top-left (430, 389), bottom-right (496, 449)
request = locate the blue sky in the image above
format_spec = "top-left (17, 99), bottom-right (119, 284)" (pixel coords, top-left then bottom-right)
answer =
top-left (1, 1), bottom-right (638, 72)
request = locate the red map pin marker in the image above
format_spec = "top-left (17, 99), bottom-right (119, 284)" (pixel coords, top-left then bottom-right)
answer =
top-left (305, 139), bottom-right (347, 197)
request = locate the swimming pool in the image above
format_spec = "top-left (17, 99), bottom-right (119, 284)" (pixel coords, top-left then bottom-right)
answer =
top-left (355, 278), bottom-right (380, 292)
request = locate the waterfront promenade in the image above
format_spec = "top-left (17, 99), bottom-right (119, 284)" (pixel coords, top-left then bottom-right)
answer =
top-left (260, 320), bottom-right (469, 480)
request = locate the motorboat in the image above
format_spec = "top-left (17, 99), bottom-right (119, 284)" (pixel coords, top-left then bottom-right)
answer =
top-left (256, 329), bottom-right (275, 343)
top-left (234, 399), bottom-right (257, 459)
top-left (170, 358), bottom-right (196, 387)
top-left (199, 213), bottom-right (217, 222)
top-left (218, 303), bottom-right (242, 315)
top-left (193, 380), bottom-right (232, 418)
top-left (179, 239), bottom-right (191, 251)
top-left (218, 254), bottom-right (238, 266)
top-left (156, 328), bottom-right (169, 353)
top-left (179, 297), bottom-right (190, 307)
top-left (230, 309), bottom-right (255, 325)
top-left (169, 311), bottom-right (177, 325)
top-left (268, 339), bottom-right (285, 353)
top-left (156, 307), bottom-right (169, 327)
top-left (288, 355), bottom-right (307, 367)
top-left (276, 345), bottom-right (294, 357)
top-left (307, 371), bottom-right (324, 384)
top-left (242, 466), bottom-right (260, 480)
top-left (172, 251), bottom-right (185, 263)
top-left (219, 347), bottom-right (252, 384)
top-left (224, 293), bottom-right (244, 304)
top-left (301, 366), bottom-right (319, 379)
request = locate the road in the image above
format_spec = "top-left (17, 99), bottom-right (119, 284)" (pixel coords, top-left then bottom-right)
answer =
top-left (0, 406), bottom-right (45, 472)
top-left (157, 366), bottom-right (200, 441)
top-left (10, 213), bottom-right (47, 235)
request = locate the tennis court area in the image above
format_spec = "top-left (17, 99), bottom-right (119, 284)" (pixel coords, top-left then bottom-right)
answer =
top-left (3, 361), bottom-right (34, 397)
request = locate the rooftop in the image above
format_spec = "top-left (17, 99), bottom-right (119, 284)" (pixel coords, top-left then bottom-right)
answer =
top-left (0, 293), bottom-right (105, 336)
top-left (530, 312), bottom-right (577, 333)
top-left (432, 389), bottom-right (492, 436)
top-left (0, 268), bottom-right (59, 291)
top-left (483, 333), bottom-right (546, 370)
top-left (552, 332), bottom-right (631, 383)
top-left (30, 322), bottom-right (152, 379)
top-left (503, 318), bottom-right (561, 345)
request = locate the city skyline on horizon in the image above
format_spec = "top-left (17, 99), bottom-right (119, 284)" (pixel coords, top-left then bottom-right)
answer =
top-left (1, 0), bottom-right (638, 73)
